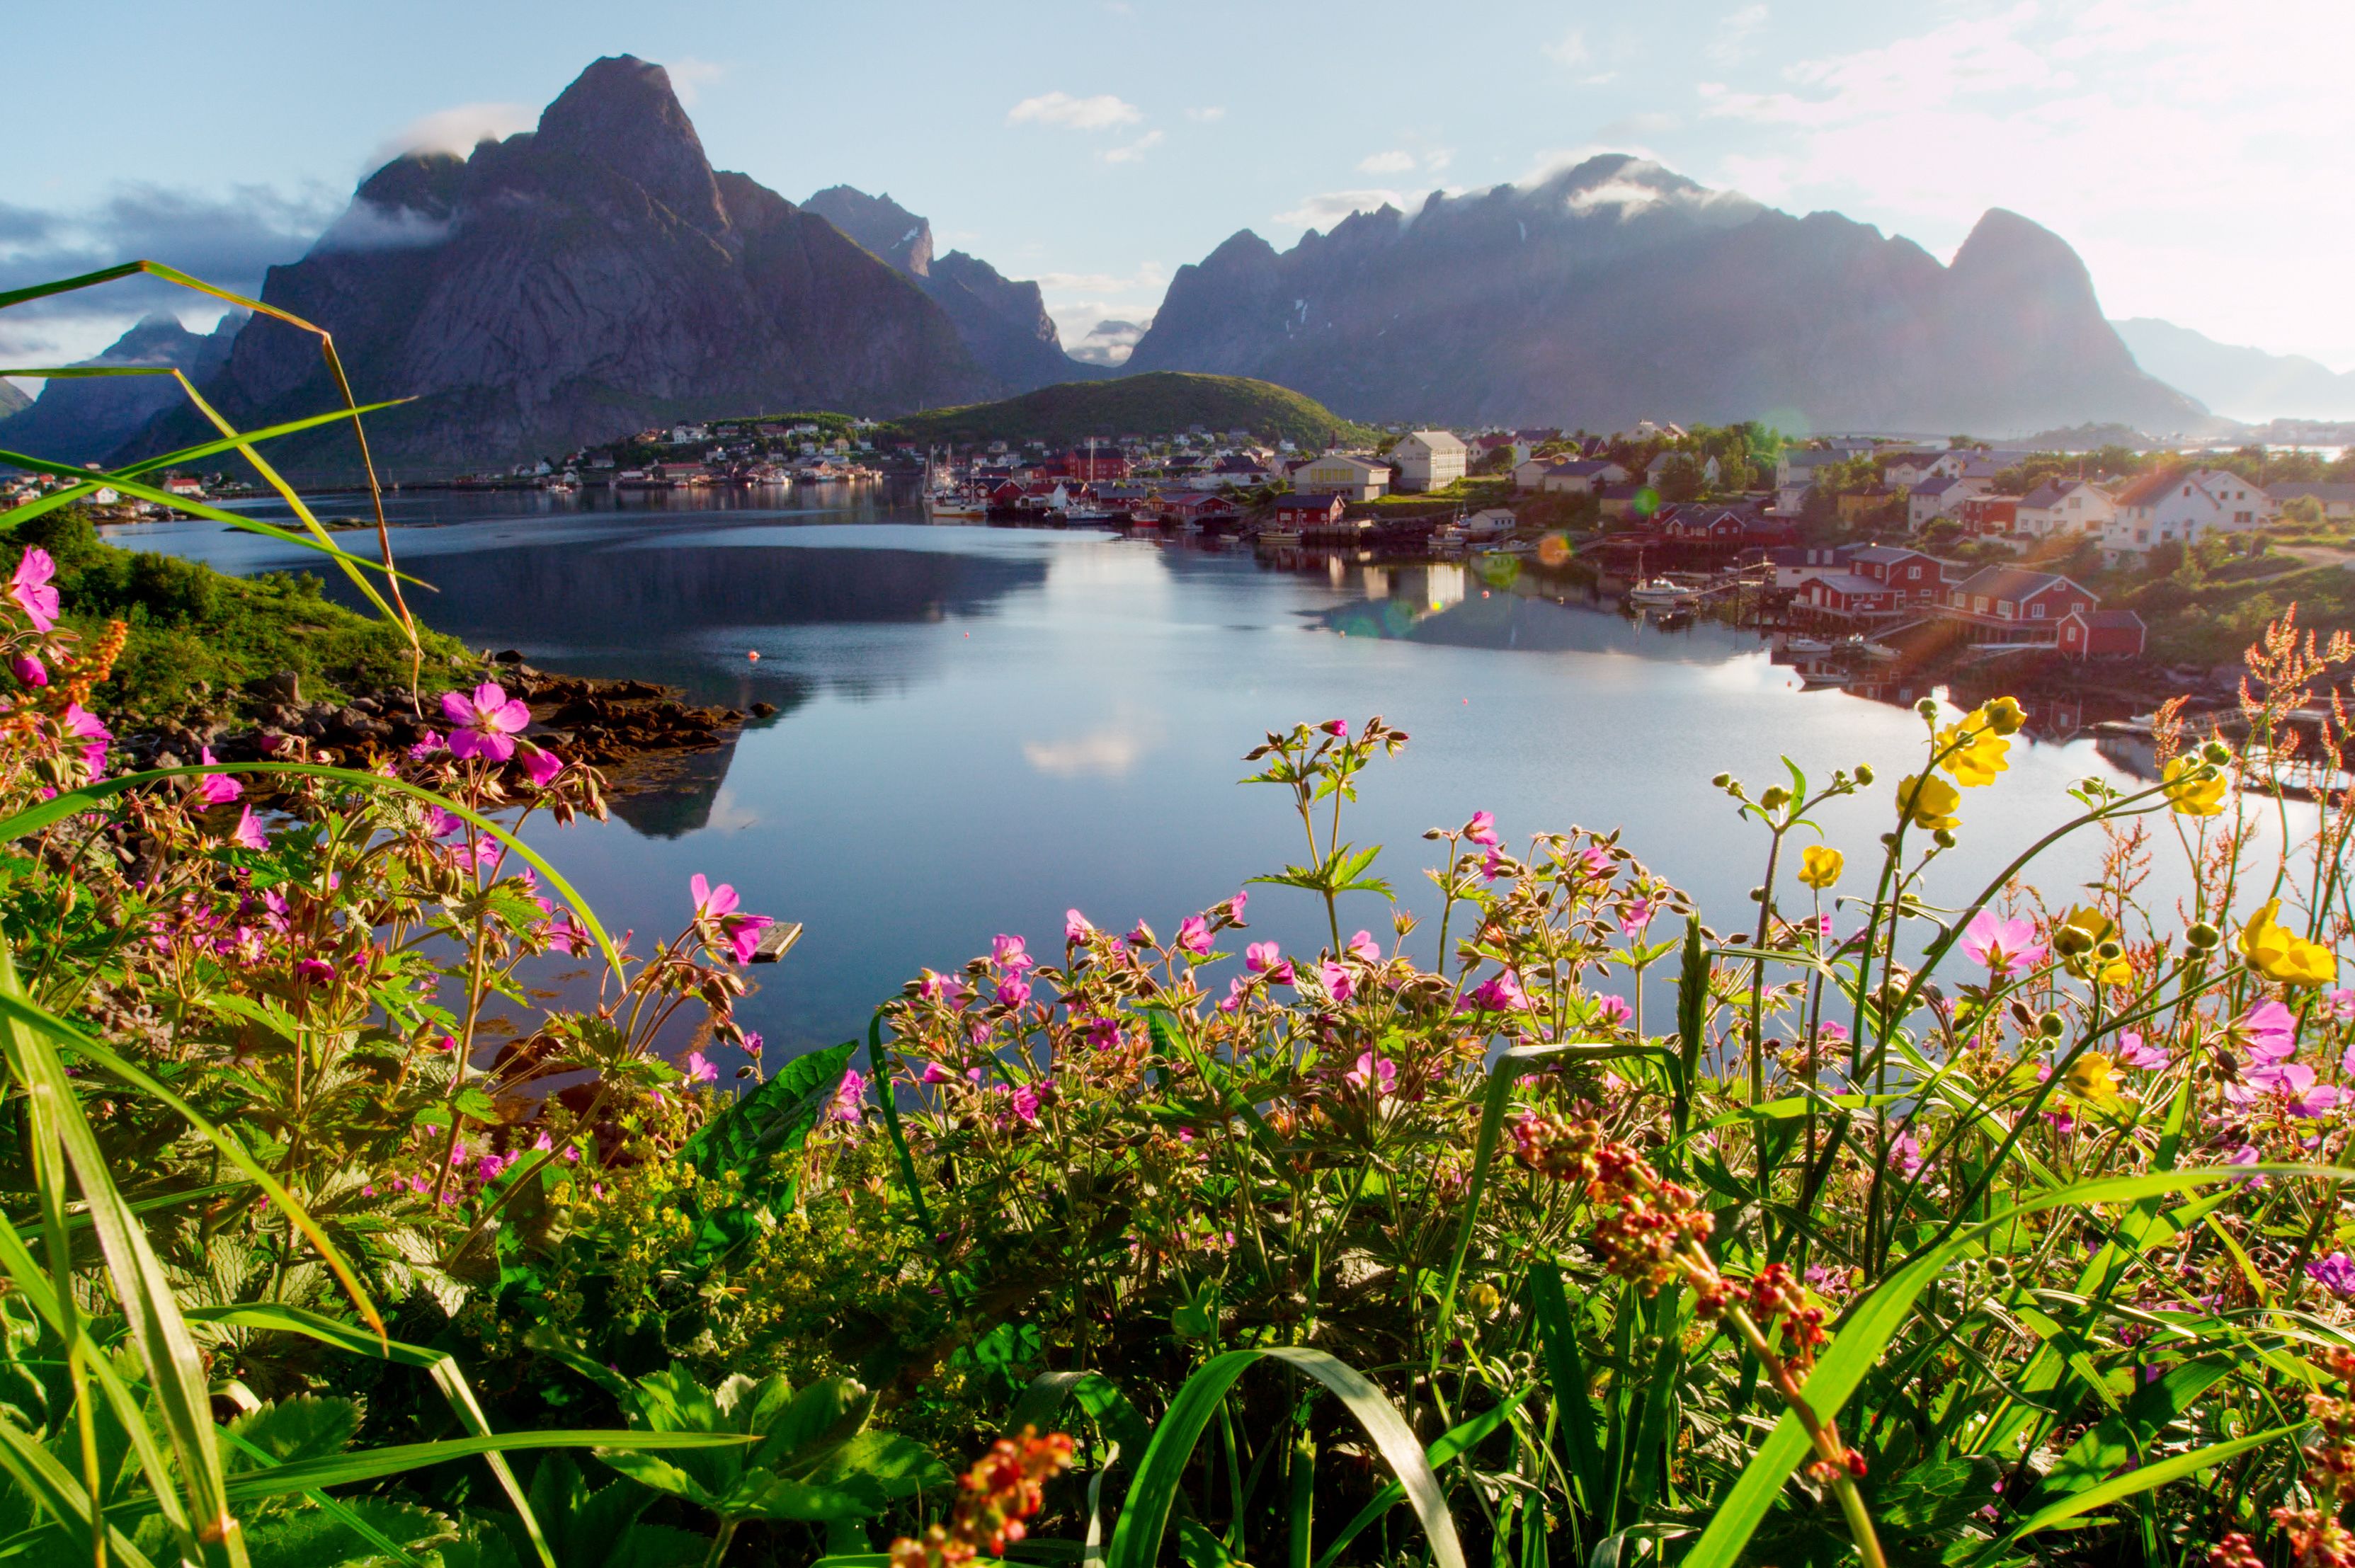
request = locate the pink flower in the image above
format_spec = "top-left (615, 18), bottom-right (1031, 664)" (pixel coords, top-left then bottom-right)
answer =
top-left (518, 744), bottom-right (563, 787)
top-left (1346, 929), bottom-right (1381, 962)
top-left (690, 873), bottom-right (738, 920)
top-left (1818, 1020), bottom-right (1851, 1045)
top-left (686, 1051), bottom-right (719, 1085)
top-left (9, 548), bottom-right (59, 631)
top-left (1176, 915), bottom-right (1212, 955)
top-left (1577, 845), bottom-right (1612, 879)
top-left (1318, 958), bottom-right (1355, 1003)
top-left (997, 975), bottom-right (1032, 1008)
top-left (1891, 1131), bottom-right (1925, 1179)
top-left (919, 1060), bottom-right (952, 1085)
top-left (294, 958), bottom-right (333, 986)
top-left (2231, 1000), bottom-right (2297, 1064)
top-left (1219, 976), bottom-right (1249, 1014)
top-left (832, 1068), bottom-right (867, 1124)
top-left (63, 704), bottom-right (109, 772)
top-left (229, 805), bottom-right (268, 851)
top-left (993, 933), bottom-right (1034, 971)
top-left (544, 915), bottom-right (589, 956)
top-left (1321, 719), bottom-right (1350, 737)
top-left (477, 1154), bottom-right (512, 1183)
top-left (1345, 1052), bottom-right (1397, 1094)
top-left (1481, 848), bottom-right (1512, 883)
top-left (689, 874), bottom-right (771, 962)
top-left (423, 807), bottom-right (460, 837)
top-left (1617, 897), bottom-right (1657, 937)
top-left (2116, 1031), bottom-right (2171, 1070)
top-left (1066, 908), bottom-right (1094, 943)
top-left (1009, 1085), bottom-right (1041, 1124)
top-left (407, 730), bottom-right (445, 759)
top-left (2310, 1253), bottom-right (2355, 1299)
top-left (1127, 920), bottom-right (1156, 948)
top-left (195, 747), bottom-right (241, 806)
top-left (1229, 889), bottom-right (1248, 920)
top-left (1959, 911), bottom-right (2047, 979)
top-left (740, 1031), bottom-right (763, 1057)
top-left (11, 654), bottom-right (45, 687)
top-left (532, 1131), bottom-right (554, 1152)
top-left (1463, 970), bottom-right (1528, 1012)
top-left (1466, 811), bottom-right (1499, 847)
top-left (2327, 989), bottom-right (2355, 1024)
top-left (440, 681), bottom-right (532, 762)
top-left (1246, 941), bottom-right (1282, 973)
top-left (1593, 995), bottom-right (1633, 1027)
top-left (1082, 1015), bottom-right (1122, 1050)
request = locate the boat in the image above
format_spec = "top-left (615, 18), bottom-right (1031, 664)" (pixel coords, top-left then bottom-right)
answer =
top-left (925, 493), bottom-right (986, 521)
top-left (1800, 668), bottom-right (1852, 688)
top-left (1257, 529), bottom-right (1303, 549)
top-left (1785, 636), bottom-right (1833, 655)
top-left (1626, 578), bottom-right (1697, 608)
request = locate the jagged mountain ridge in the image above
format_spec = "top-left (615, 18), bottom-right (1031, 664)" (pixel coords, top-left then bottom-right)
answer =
top-left (801, 185), bottom-right (1104, 389)
top-left (0, 313), bottom-right (240, 467)
top-left (1124, 156), bottom-right (2205, 436)
top-left (132, 57), bottom-right (994, 477)
top-left (2111, 318), bottom-right (2355, 422)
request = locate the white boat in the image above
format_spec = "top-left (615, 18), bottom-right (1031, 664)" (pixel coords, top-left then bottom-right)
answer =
top-left (1800, 668), bottom-right (1852, 688)
top-left (1257, 529), bottom-right (1303, 549)
top-left (925, 495), bottom-right (986, 521)
top-left (1626, 578), bottom-right (1696, 607)
top-left (1786, 636), bottom-right (1833, 655)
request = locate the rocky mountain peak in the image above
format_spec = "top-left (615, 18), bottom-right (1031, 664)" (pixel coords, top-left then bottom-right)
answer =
top-left (1948, 207), bottom-right (2095, 297)
top-left (804, 186), bottom-right (934, 277)
top-left (533, 55), bottom-right (725, 232)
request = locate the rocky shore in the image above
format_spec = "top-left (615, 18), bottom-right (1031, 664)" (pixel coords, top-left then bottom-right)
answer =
top-left (115, 653), bottom-right (771, 794)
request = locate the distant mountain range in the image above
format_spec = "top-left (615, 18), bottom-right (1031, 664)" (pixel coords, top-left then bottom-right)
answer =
top-left (8, 54), bottom-right (2344, 474)
top-left (0, 313), bottom-right (239, 466)
top-left (1125, 156), bottom-right (2201, 437)
top-left (895, 371), bottom-right (1374, 448)
top-left (2109, 318), bottom-right (2355, 422)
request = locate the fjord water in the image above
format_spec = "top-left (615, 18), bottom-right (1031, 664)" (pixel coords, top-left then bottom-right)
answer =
top-left (115, 488), bottom-right (2179, 1055)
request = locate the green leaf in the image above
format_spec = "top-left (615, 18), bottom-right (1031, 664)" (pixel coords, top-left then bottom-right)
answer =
top-left (2035, 1359), bottom-right (2235, 1499)
top-left (1991, 1426), bottom-right (2296, 1552)
top-left (1105, 1346), bottom-right (1466, 1568)
top-left (225, 1395), bottom-right (363, 1470)
top-left (242, 1497), bottom-right (454, 1568)
top-left (812, 1431), bottom-right (952, 1500)
top-left (681, 1039), bottom-right (859, 1196)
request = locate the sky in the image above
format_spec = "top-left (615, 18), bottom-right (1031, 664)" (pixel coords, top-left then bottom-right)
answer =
top-left (4, 0), bottom-right (2351, 374)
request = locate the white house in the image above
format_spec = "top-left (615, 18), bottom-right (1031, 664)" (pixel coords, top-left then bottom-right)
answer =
top-left (1644, 450), bottom-right (1721, 487)
top-left (2014, 479), bottom-right (2115, 540)
top-left (1529, 458), bottom-right (1629, 496)
top-left (1462, 507), bottom-right (1517, 537)
top-left (2104, 468), bottom-right (2276, 560)
top-left (1295, 454), bottom-right (1392, 501)
top-left (2269, 482), bottom-right (2355, 522)
top-left (1389, 430), bottom-right (1469, 492)
top-left (1908, 475), bottom-right (1992, 530)
top-left (1775, 448), bottom-right (1849, 513)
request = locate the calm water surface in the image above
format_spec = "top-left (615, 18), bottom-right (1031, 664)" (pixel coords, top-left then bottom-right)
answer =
top-left (110, 486), bottom-right (2194, 1055)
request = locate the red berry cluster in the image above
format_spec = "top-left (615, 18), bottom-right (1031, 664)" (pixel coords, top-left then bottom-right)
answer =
top-left (1512, 1114), bottom-right (1721, 1302)
top-left (891, 1428), bottom-right (1076, 1568)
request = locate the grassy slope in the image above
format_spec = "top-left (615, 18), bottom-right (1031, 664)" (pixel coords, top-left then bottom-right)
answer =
top-left (889, 372), bottom-right (1381, 449)
top-left (7, 508), bottom-right (469, 719)
top-left (2116, 555), bottom-right (2355, 665)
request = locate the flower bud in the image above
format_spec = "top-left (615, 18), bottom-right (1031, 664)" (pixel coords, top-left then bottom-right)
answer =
top-left (2201, 739), bottom-right (2232, 766)
top-left (1915, 697), bottom-right (1939, 718)
top-left (1760, 786), bottom-right (1789, 809)
top-left (2094, 940), bottom-right (2123, 962)
top-left (2186, 922), bottom-right (2220, 950)
top-left (2037, 1012), bottom-right (2065, 1038)
top-left (1932, 828), bottom-right (1957, 849)
top-left (1748, 886), bottom-right (1766, 902)
top-left (1854, 763), bottom-right (1874, 785)
top-left (1711, 772), bottom-right (1733, 789)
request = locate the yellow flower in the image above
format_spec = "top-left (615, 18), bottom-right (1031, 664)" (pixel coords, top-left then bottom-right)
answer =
top-left (2055, 906), bottom-right (2132, 986)
top-left (2162, 755), bottom-right (2228, 816)
top-left (2240, 899), bottom-right (2337, 987)
top-left (1896, 772), bottom-right (1962, 832)
top-left (1797, 845), bottom-right (1843, 890)
top-left (1980, 696), bottom-right (2026, 736)
top-left (2063, 1053), bottom-right (2121, 1103)
top-left (1937, 716), bottom-right (2011, 787)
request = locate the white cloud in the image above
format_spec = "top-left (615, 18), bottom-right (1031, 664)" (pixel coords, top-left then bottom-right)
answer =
top-left (1035, 262), bottom-right (1168, 353)
top-left (1275, 188), bottom-right (1405, 230)
top-left (666, 57), bottom-right (724, 107)
top-left (1006, 91), bottom-right (1144, 132)
top-left (1022, 715), bottom-right (1161, 777)
top-left (366, 102), bottom-right (532, 170)
top-left (1707, 4), bottom-right (1769, 66)
top-left (1100, 130), bottom-right (1165, 164)
top-left (1544, 28), bottom-right (1589, 67)
top-left (1358, 150), bottom-right (1416, 174)
top-left (1183, 105), bottom-right (1226, 122)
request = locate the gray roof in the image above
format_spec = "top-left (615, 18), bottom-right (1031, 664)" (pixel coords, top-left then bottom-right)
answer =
top-left (2271, 482), bottom-right (2355, 503)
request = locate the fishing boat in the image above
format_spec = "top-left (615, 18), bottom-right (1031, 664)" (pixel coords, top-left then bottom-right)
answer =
top-left (1257, 529), bottom-right (1303, 549)
top-left (925, 491), bottom-right (986, 521)
top-left (1785, 635), bottom-right (1833, 655)
top-left (1799, 668), bottom-right (1852, 688)
top-left (1626, 578), bottom-right (1697, 608)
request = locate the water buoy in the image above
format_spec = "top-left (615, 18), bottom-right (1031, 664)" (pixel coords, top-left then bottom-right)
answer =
top-left (747, 651), bottom-right (760, 661)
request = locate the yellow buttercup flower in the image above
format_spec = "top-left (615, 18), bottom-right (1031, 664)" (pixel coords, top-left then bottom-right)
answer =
top-left (1980, 696), bottom-right (2026, 736)
top-left (1797, 845), bottom-right (1843, 890)
top-left (1896, 772), bottom-right (1962, 832)
top-left (2240, 899), bottom-right (2337, 987)
top-left (1937, 716), bottom-right (2011, 787)
top-left (2162, 755), bottom-right (2228, 816)
top-left (2063, 1053), bottom-right (2121, 1103)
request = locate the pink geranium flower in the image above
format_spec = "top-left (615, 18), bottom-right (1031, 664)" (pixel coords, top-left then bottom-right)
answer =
top-left (229, 805), bottom-right (268, 852)
top-left (1466, 811), bottom-right (1498, 847)
top-left (997, 975), bottom-right (1032, 1008)
top-left (1321, 719), bottom-right (1350, 737)
top-left (1464, 971), bottom-right (1528, 1012)
top-left (1593, 994), bottom-right (1633, 1026)
top-left (11, 654), bottom-right (45, 687)
top-left (1219, 976), bottom-right (1249, 1014)
top-left (1346, 929), bottom-right (1381, 962)
top-left (685, 1051), bottom-right (719, 1085)
top-left (1246, 941), bottom-right (1282, 973)
top-left (689, 874), bottom-right (772, 963)
top-left (518, 744), bottom-right (563, 787)
top-left (1318, 958), bottom-right (1355, 1003)
top-left (1066, 908), bottom-right (1093, 942)
top-left (10, 549), bottom-right (59, 631)
top-left (1959, 911), bottom-right (2047, 979)
top-left (424, 808), bottom-right (460, 837)
top-left (2116, 1031), bottom-right (2171, 1070)
top-left (832, 1068), bottom-right (867, 1123)
top-left (1345, 1052), bottom-right (1397, 1094)
top-left (919, 1060), bottom-right (952, 1085)
top-left (1229, 889), bottom-right (1248, 920)
top-left (440, 681), bottom-right (532, 762)
top-left (2230, 1000), bottom-right (2296, 1064)
top-left (993, 933), bottom-right (1034, 971)
top-left (2327, 989), bottom-right (2355, 1024)
top-left (1009, 1085), bottom-right (1041, 1124)
top-left (1177, 915), bottom-right (1213, 955)
top-left (1891, 1131), bottom-right (1925, 1179)
top-left (62, 704), bottom-right (109, 772)
top-left (195, 747), bottom-right (241, 806)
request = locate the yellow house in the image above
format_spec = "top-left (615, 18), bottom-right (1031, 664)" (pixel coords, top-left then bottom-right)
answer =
top-left (1295, 454), bottom-right (1392, 501)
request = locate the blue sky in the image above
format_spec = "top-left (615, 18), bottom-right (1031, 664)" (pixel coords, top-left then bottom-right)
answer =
top-left (4, 0), bottom-right (2349, 371)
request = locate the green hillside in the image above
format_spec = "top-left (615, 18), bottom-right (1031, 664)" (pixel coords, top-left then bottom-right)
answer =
top-left (889, 372), bottom-right (1380, 449)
